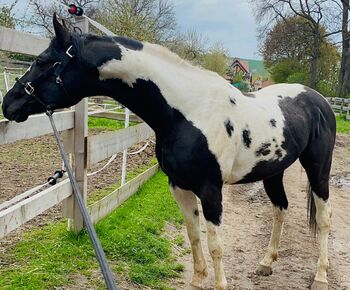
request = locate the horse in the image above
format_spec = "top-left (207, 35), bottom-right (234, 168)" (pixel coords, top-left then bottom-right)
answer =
top-left (2, 15), bottom-right (336, 290)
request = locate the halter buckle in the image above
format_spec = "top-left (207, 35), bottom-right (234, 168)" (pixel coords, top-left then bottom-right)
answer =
top-left (24, 82), bottom-right (35, 95)
top-left (66, 45), bottom-right (74, 58)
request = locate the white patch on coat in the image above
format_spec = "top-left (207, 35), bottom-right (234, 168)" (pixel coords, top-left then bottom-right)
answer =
top-left (98, 43), bottom-right (308, 182)
top-left (313, 193), bottom-right (331, 283)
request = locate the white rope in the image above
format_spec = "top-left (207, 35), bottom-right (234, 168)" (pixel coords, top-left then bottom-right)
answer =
top-left (87, 154), bottom-right (117, 177)
top-left (0, 181), bottom-right (49, 212)
top-left (86, 140), bottom-right (152, 177)
top-left (127, 142), bottom-right (150, 155)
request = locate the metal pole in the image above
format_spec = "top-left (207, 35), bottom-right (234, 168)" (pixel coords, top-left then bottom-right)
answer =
top-left (47, 112), bottom-right (118, 290)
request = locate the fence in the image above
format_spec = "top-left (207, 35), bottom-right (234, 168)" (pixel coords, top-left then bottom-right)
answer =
top-left (327, 97), bottom-right (350, 120)
top-left (0, 17), bottom-right (157, 239)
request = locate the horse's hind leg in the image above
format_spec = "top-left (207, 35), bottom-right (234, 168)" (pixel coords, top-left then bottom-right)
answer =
top-left (257, 172), bottom-right (288, 276)
top-left (299, 137), bottom-right (333, 290)
top-left (170, 185), bottom-right (208, 288)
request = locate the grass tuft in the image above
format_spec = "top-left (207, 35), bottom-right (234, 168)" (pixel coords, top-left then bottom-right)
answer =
top-left (88, 116), bottom-right (137, 131)
top-left (336, 115), bottom-right (350, 135)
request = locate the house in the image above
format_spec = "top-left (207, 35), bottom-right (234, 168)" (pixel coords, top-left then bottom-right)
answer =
top-left (227, 58), bottom-right (271, 91)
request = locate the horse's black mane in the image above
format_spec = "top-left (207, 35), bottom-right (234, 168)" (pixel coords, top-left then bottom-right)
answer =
top-left (51, 33), bottom-right (143, 69)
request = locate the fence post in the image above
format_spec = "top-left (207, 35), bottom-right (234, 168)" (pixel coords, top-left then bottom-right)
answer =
top-left (62, 16), bottom-right (89, 233)
top-left (121, 108), bottom-right (130, 185)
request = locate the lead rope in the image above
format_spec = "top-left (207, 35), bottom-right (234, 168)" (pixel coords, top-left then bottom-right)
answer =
top-left (46, 110), bottom-right (118, 290)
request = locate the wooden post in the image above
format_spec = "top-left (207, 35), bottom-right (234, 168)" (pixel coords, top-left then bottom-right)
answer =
top-left (62, 17), bottom-right (89, 233)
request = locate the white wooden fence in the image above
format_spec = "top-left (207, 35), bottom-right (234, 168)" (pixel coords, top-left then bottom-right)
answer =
top-left (327, 97), bottom-right (350, 120)
top-left (0, 18), bottom-right (157, 239)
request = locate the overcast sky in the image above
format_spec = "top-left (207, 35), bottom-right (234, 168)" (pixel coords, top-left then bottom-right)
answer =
top-left (2, 0), bottom-right (261, 60)
top-left (174, 0), bottom-right (260, 60)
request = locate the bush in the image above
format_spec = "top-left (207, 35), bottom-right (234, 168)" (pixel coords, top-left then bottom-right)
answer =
top-left (286, 71), bottom-right (310, 85)
top-left (316, 80), bottom-right (337, 97)
top-left (270, 59), bottom-right (306, 83)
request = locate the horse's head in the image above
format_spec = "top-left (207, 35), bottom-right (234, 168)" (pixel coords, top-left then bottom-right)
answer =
top-left (2, 14), bottom-right (99, 122)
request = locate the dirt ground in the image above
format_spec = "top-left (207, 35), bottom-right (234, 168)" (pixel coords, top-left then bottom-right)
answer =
top-left (175, 134), bottom-right (350, 290)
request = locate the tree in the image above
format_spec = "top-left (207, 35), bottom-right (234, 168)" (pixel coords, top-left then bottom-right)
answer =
top-left (202, 42), bottom-right (228, 76)
top-left (250, 0), bottom-right (341, 89)
top-left (263, 16), bottom-right (340, 96)
top-left (262, 17), bottom-right (314, 67)
top-left (0, 1), bottom-right (17, 29)
top-left (95, 0), bottom-right (176, 43)
top-left (337, 0), bottom-right (350, 96)
top-left (29, 0), bottom-right (99, 36)
top-left (167, 29), bottom-right (207, 63)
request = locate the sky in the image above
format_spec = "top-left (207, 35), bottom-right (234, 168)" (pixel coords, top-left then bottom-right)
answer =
top-left (1, 0), bottom-right (261, 60)
top-left (174, 0), bottom-right (260, 60)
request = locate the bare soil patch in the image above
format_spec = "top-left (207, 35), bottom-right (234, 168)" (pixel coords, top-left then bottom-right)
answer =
top-left (0, 130), bottom-right (155, 255)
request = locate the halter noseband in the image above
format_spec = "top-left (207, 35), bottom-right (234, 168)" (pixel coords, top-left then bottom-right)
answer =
top-left (15, 45), bottom-right (75, 114)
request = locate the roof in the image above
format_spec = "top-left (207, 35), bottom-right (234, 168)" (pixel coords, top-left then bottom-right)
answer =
top-left (230, 59), bottom-right (250, 74)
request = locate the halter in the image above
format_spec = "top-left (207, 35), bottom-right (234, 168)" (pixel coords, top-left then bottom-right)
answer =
top-left (15, 45), bottom-right (75, 114)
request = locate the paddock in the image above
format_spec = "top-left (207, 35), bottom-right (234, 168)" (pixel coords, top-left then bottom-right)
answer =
top-left (1, 15), bottom-right (350, 290)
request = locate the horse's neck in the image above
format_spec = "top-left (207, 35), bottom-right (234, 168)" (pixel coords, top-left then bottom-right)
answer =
top-left (96, 42), bottom-right (237, 135)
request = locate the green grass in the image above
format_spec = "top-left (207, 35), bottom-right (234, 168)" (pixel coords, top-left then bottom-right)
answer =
top-left (0, 171), bottom-right (184, 290)
top-left (88, 158), bottom-right (158, 205)
top-left (88, 116), bottom-right (137, 131)
top-left (336, 115), bottom-right (350, 135)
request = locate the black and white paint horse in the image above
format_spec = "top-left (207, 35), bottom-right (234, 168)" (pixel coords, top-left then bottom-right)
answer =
top-left (2, 16), bottom-right (336, 290)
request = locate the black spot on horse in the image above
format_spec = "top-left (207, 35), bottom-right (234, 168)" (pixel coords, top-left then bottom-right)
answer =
top-left (242, 129), bottom-right (252, 148)
top-left (113, 36), bottom-right (143, 50)
top-left (256, 142), bottom-right (271, 156)
top-left (194, 209), bottom-right (199, 216)
top-left (224, 118), bottom-right (234, 137)
top-left (229, 96), bottom-right (236, 105)
top-left (273, 138), bottom-right (276, 142)
top-left (275, 149), bottom-right (283, 158)
top-left (270, 119), bottom-right (277, 127)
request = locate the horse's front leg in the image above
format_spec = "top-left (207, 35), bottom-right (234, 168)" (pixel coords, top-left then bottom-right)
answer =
top-left (200, 183), bottom-right (228, 290)
top-left (170, 185), bottom-right (208, 289)
top-left (206, 221), bottom-right (227, 290)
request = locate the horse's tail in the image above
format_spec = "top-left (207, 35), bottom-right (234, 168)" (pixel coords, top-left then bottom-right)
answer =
top-left (306, 181), bottom-right (317, 235)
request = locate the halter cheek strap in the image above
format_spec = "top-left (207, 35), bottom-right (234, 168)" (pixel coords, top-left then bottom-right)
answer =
top-left (15, 45), bottom-right (75, 113)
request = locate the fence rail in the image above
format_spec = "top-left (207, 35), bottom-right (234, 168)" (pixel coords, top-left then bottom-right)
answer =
top-left (88, 122), bottom-right (153, 166)
top-left (327, 97), bottom-right (350, 120)
top-left (0, 22), bottom-right (157, 239)
top-left (0, 111), bottom-right (74, 145)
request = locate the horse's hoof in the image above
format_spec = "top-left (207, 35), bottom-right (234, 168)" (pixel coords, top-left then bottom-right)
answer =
top-left (190, 267), bottom-right (208, 289)
top-left (214, 284), bottom-right (228, 290)
top-left (189, 282), bottom-right (204, 290)
top-left (188, 284), bottom-right (203, 290)
top-left (311, 281), bottom-right (328, 290)
top-left (256, 264), bottom-right (273, 276)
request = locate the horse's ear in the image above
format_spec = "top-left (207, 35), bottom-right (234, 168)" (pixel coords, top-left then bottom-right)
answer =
top-left (53, 13), bottom-right (70, 47)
